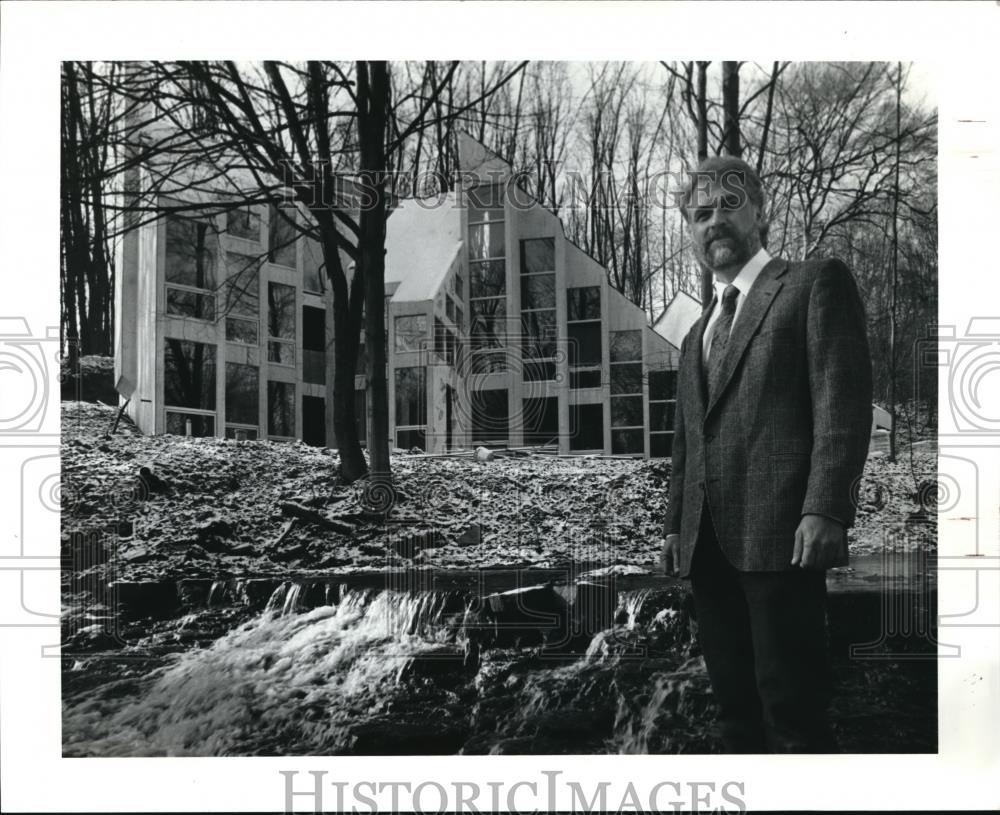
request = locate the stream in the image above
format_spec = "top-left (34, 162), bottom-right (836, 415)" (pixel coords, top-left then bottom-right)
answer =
top-left (61, 567), bottom-right (937, 757)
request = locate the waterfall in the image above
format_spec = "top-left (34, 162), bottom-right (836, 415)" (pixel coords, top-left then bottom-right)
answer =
top-left (206, 579), bottom-right (227, 607)
top-left (64, 581), bottom-right (704, 757)
top-left (618, 588), bottom-right (653, 629)
top-left (63, 588), bottom-right (474, 757)
top-left (281, 583), bottom-right (304, 616)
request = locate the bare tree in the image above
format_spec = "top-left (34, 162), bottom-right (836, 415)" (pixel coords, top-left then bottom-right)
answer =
top-left (61, 62), bottom-right (118, 362)
top-left (721, 61), bottom-right (741, 157)
top-left (67, 60), bottom-right (525, 489)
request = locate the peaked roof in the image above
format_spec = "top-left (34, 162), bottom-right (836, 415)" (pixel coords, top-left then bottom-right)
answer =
top-left (456, 131), bottom-right (512, 185)
top-left (385, 192), bottom-right (462, 303)
top-left (653, 290), bottom-right (703, 349)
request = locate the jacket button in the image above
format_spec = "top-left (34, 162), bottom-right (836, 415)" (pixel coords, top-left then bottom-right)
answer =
top-left (704, 433), bottom-right (715, 443)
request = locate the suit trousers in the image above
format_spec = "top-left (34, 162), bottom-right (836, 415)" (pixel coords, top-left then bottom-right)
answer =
top-left (690, 508), bottom-right (835, 753)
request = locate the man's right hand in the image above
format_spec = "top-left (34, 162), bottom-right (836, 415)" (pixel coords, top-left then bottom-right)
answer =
top-left (660, 534), bottom-right (681, 577)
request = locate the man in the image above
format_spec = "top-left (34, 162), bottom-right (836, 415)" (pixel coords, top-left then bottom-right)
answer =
top-left (662, 155), bottom-right (872, 753)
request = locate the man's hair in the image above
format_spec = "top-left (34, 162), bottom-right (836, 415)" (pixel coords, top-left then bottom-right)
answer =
top-left (678, 155), bottom-right (769, 247)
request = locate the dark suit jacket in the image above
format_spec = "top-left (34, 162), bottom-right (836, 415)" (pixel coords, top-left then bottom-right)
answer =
top-left (664, 257), bottom-right (873, 575)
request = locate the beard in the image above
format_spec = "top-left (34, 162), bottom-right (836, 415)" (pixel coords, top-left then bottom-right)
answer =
top-left (698, 231), bottom-right (754, 272)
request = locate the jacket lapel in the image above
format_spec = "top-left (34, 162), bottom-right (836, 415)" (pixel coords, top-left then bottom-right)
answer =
top-left (704, 258), bottom-right (788, 419)
top-left (687, 296), bottom-right (715, 419)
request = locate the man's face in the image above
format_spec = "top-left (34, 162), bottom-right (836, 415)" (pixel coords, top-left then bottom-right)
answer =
top-left (687, 173), bottom-right (763, 278)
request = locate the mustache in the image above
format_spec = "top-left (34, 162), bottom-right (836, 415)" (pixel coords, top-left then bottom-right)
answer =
top-left (703, 227), bottom-right (737, 247)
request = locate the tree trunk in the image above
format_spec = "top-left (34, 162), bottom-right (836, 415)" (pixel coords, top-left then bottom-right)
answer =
top-left (722, 61), bottom-right (741, 158)
top-left (357, 61), bottom-right (393, 510)
top-left (888, 62), bottom-right (903, 463)
top-left (328, 263), bottom-right (368, 483)
top-left (695, 62), bottom-right (709, 161)
top-left (756, 62), bottom-right (780, 175)
top-left (696, 61), bottom-right (712, 305)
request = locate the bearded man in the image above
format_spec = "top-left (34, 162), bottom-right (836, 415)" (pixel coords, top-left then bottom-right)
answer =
top-left (662, 156), bottom-right (873, 753)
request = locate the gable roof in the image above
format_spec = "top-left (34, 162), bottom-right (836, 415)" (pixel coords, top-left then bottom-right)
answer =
top-left (385, 193), bottom-right (462, 303)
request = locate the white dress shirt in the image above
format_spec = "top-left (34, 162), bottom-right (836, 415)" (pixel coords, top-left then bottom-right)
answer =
top-left (702, 247), bottom-right (772, 362)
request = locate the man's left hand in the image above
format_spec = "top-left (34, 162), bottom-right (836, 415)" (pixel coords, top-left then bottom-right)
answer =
top-left (792, 514), bottom-right (845, 569)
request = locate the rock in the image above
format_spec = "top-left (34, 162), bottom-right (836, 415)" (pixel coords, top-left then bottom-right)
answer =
top-left (63, 623), bottom-right (123, 654)
top-left (120, 545), bottom-right (153, 564)
top-left (478, 583), bottom-right (568, 647)
top-left (177, 579), bottom-right (213, 607)
top-left (397, 645), bottom-right (475, 684)
top-left (138, 466), bottom-right (172, 495)
top-left (195, 517), bottom-right (236, 552)
top-left (474, 446), bottom-right (494, 463)
top-left (456, 523), bottom-right (482, 546)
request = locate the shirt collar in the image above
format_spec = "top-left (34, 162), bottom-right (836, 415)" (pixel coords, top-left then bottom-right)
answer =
top-left (714, 246), bottom-right (771, 301)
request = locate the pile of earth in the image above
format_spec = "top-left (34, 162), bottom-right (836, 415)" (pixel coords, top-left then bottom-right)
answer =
top-left (61, 400), bottom-right (935, 586)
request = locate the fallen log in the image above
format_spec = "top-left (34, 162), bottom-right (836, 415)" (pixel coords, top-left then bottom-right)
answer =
top-left (279, 502), bottom-right (355, 535)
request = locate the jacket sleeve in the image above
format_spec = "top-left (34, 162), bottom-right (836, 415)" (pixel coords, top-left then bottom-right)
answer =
top-left (663, 334), bottom-right (689, 536)
top-left (802, 259), bottom-right (873, 527)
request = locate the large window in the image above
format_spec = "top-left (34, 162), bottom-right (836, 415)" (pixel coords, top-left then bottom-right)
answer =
top-left (268, 204), bottom-right (297, 268)
top-left (227, 207), bottom-right (261, 242)
top-left (302, 395), bottom-right (325, 447)
top-left (267, 282), bottom-right (296, 365)
top-left (469, 221), bottom-right (506, 261)
top-left (224, 252), bottom-right (261, 345)
top-left (467, 183), bottom-right (504, 222)
top-left (225, 362), bottom-right (259, 436)
top-left (649, 369), bottom-right (678, 458)
top-left (164, 338), bottom-right (216, 437)
top-left (166, 289), bottom-right (214, 322)
top-left (395, 367), bottom-right (426, 450)
top-left (165, 216), bottom-right (217, 321)
top-left (570, 403), bottom-right (603, 451)
top-left (522, 396), bottom-right (558, 445)
top-left (164, 339), bottom-right (216, 410)
top-left (468, 184), bottom-right (506, 372)
top-left (567, 286), bottom-right (601, 389)
top-left (471, 388), bottom-right (509, 444)
top-left (302, 306), bottom-right (326, 385)
top-left (394, 315), bottom-right (427, 353)
top-left (520, 238), bottom-right (557, 382)
top-left (166, 412), bottom-right (215, 438)
top-left (395, 366), bottom-right (426, 426)
top-left (469, 299), bottom-right (507, 373)
top-left (267, 380), bottom-right (295, 438)
top-left (610, 329), bottom-right (644, 454)
top-left (302, 238), bottom-right (325, 293)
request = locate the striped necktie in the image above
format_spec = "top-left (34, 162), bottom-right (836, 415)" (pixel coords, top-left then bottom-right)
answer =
top-left (706, 284), bottom-right (740, 391)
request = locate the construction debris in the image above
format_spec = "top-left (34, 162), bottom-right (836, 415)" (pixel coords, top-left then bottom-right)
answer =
top-left (61, 401), bottom-right (935, 585)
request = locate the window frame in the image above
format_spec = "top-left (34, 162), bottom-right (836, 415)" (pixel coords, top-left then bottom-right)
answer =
top-left (394, 366), bottom-right (428, 447)
top-left (266, 379), bottom-right (296, 439)
top-left (648, 368), bottom-right (678, 459)
top-left (165, 284), bottom-right (216, 322)
top-left (566, 285), bottom-right (602, 390)
top-left (266, 281), bottom-right (296, 367)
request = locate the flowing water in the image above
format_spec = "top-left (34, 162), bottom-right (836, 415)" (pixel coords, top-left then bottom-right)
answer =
top-left (62, 580), bottom-right (714, 756)
top-left (62, 570), bottom-right (937, 756)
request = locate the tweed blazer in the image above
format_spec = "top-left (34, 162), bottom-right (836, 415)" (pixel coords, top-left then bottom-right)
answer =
top-left (663, 256), bottom-right (873, 575)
